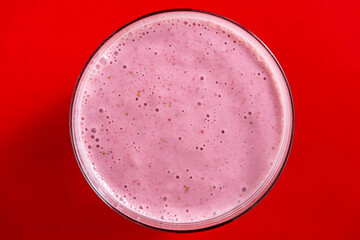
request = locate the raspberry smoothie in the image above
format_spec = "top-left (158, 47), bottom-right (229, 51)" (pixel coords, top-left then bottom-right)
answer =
top-left (71, 10), bottom-right (293, 231)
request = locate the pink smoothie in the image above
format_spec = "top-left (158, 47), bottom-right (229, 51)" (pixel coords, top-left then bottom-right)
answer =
top-left (71, 11), bottom-right (293, 228)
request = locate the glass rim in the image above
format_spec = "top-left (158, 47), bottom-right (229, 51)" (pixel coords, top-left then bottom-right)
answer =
top-left (69, 8), bottom-right (295, 233)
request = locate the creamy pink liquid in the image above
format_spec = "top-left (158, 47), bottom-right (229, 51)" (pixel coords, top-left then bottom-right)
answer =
top-left (73, 11), bottom-right (288, 224)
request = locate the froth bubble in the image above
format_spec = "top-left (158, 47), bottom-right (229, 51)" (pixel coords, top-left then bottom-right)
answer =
top-left (99, 57), bottom-right (107, 65)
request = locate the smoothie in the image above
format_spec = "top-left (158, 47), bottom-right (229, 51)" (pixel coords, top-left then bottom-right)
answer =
top-left (71, 10), bottom-right (293, 230)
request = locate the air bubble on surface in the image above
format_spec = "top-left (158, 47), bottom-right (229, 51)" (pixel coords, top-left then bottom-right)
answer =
top-left (99, 57), bottom-right (107, 65)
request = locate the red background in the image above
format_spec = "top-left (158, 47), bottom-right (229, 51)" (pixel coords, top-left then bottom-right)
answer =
top-left (1, 0), bottom-right (359, 239)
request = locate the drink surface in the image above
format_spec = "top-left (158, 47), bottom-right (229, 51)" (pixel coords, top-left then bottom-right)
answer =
top-left (72, 11), bottom-right (287, 224)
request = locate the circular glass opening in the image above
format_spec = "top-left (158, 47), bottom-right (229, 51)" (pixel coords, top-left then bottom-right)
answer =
top-left (70, 9), bottom-right (294, 232)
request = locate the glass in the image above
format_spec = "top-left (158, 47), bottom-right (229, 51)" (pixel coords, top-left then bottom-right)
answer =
top-left (70, 9), bottom-right (294, 232)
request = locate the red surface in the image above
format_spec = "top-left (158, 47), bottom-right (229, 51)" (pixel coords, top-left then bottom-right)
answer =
top-left (1, 0), bottom-right (359, 239)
